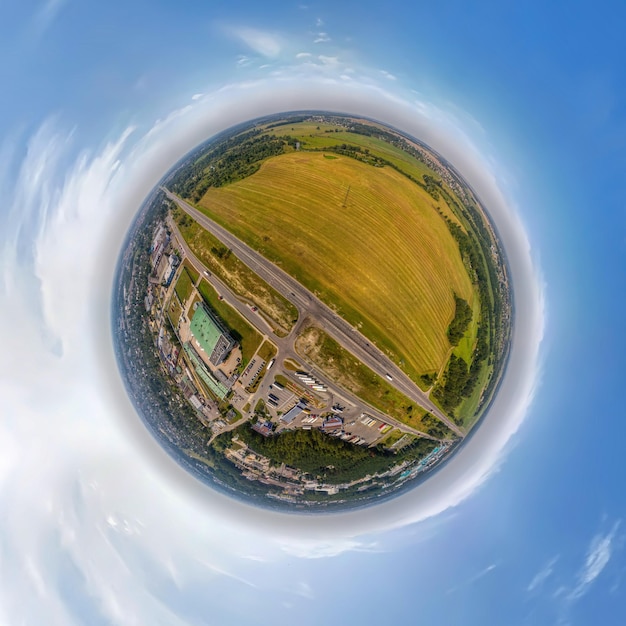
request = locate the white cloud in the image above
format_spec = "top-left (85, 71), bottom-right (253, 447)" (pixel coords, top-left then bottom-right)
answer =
top-left (296, 52), bottom-right (312, 59)
top-left (0, 71), bottom-right (545, 624)
top-left (534, 521), bottom-right (625, 624)
top-left (313, 32), bottom-right (331, 43)
top-left (34, 0), bottom-right (67, 34)
top-left (294, 581), bottom-right (314, 599)
top-left (279, 538), bottom-right (380, 559)
top-left (528, 556), bottom-right (559, 592)
top-left (230, 26), bottom-right (282, 57)
top-left (4, 75), bottom-right (545, 534)
top-left (570, 522), bottom-right (621, 600)
top-left (0, 119), bottom-right (280, 625)
top-left (446, 562), bottom-right (499, 594)
top-left (318, 55), bottom-right (339, 66)
top-left (380, 69), bottom-right (397, 80)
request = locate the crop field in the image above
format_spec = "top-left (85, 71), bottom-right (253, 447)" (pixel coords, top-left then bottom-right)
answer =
top-left (197, 278), bottom-right (262, 365)
top-left (262, 120), bottom-right (434, 178)
top-left (295, 326), bottom-right (451, 437)
top-left (174, 214), bottom-right (298, 336)
top-left (199, 151), bottom-right (475, 381)
top-left (260, 121), bottom-right (465, 227)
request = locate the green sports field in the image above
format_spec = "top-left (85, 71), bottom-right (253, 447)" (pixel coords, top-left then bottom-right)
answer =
top-left (198, 150), bottom-right (476, 382)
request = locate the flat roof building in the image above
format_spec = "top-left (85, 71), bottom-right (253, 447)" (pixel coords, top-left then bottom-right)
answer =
top-left (281, 401), bottom-right (307, 424)
top-left (252, 421), bottom-right (273, 437)
top-left (322, 416), bottom-right (343, 432)
top-left (190, 302), bottom-right (236, 366)
top-left (164, 254), bottom-right (180, 287)
top-left (183, 343), bottom-right (229, 400)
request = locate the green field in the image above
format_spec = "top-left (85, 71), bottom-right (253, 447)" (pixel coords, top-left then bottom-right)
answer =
top-left (167, 297), bottom-right (183, 328)
top-left (453, 293), bottom-right (481, 366)
top-left (283, 359), bottom-right (302, 371)
top-left (381, 429), bottom-right (412, 449)
top-left (170, 114), bottom-right (510, 431)
top-left (273, 374), bottom-right (292, 388)
top-left (198, 151), bottom-right (475, 382)
top-left (174, 211), bottom-right (298, 336)
top-left (174, 267), bottom-right (194, 305)
top-left (262, 120), bottom-right (436, 179)
top-left (197, 279), bottom-right (262, 365)
top-left (257, 340), bottom-right (277, 363)
top-left (260, 120), bottom-right (465, 227)
top-left (295, 326), bottom-right (452, 438)
top-left (182, 259), bottom-right (200, 284)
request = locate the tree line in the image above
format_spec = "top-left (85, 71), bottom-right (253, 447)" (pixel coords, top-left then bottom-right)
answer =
top-left (447, 295), bottom-right (472, 345)
top-left (170, 131), bottom-right (288, 201)
top-left (233, 425), bottom-right (438, 484)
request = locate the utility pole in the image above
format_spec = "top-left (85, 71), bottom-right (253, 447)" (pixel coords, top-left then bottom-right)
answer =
top-left (342, 185), bottom-right (351, 208)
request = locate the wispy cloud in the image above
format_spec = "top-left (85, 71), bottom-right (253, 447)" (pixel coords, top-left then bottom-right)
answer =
top-left (380, 69), bottom-right (397, 81)
top-left (313, 32), bottom-right (331, 43)
top-left (446, 562), bottom-right (499, 595)
top-left (280, 538), bottom-right (379, 559)
top-left (229, 26), bottom-right (282, 57)
top-left (569, 521), bottom-right (621, 600)
top-left (527, 556), bottom-right (559, 592)
top-left (530, 520), bottom-right (625, 624)
top-left (33, 0), bottom-right (68, 36)
top-left (0, 70), bottom-right (546, 624)
top-left (0, 117), bottom-right (292, 625)
top-left (318, 55), bottom-right (339, 66)
top-left (294, 581), bottom-right (314, 599)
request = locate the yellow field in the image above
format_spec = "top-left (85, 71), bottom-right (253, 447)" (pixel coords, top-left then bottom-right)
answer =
top-left (198, 151), bottom-right (475, 380)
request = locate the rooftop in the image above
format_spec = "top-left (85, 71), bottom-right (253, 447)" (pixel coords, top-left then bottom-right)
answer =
top-left (190, 303), bottom-right (230, 357)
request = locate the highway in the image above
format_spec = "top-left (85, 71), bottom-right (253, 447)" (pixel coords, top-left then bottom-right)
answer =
top-left (163, 188), bottom-right (464, 438)
top-left (167, 215), bottom-right (440, 442)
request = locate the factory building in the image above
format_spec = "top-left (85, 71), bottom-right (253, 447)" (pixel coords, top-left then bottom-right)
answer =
top-left (189, 302), bottom-right (236, 366)
top-left (281, 401), bottom-right (307, 424)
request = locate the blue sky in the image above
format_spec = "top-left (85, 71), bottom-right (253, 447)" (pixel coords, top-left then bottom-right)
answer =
top-left (1, 1), bottom-right (625, 625)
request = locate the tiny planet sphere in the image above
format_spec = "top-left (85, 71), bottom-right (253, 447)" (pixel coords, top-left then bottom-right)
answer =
top-left (113, 111), bottom-right (512, 512)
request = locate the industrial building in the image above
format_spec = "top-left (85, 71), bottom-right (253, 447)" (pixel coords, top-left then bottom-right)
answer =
top-left (322, 416), bottom-right (343, 433)
top-left (183, 343), bottom-right (229, 400)
top-left (164, 254), bottom-right (180, 286)
top-left (281, 401), bottom-right (307, 424)
top-left (189, 302), bottom-right (236, 366)
top-left (252, 421), bottom-right (273, 437)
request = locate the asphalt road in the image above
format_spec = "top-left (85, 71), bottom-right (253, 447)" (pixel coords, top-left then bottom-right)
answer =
top-left (167, 215), bottom-right (442, 442)
top-left (163, 188), bottom-right (464, 438)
